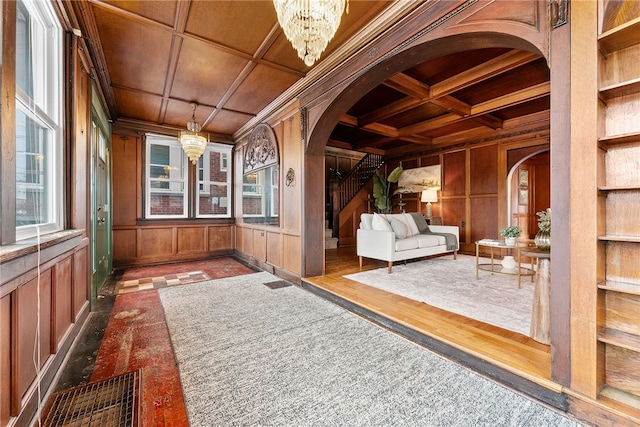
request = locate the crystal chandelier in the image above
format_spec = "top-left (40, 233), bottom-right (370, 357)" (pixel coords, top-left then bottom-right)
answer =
top-left (179, 103), bottom-right (208, 164)
top-left (273, 0), bottom-right (348, 66)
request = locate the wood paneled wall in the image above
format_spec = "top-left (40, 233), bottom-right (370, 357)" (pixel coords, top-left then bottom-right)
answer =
top-left (0, 235), bottom-right (90, 426)
top-left (111, 132), bottom-right (235, 268)
top-left (233, 106), bottom-right (303, 282)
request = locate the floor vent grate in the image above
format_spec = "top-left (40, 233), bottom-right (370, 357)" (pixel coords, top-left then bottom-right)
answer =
top-left (264, 280), bottom-right (292, 289)
top-left (41, 369), bottom-right (140, 426)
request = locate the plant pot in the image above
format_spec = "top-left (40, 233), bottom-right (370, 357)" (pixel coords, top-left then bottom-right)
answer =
top-left (535, 230), bottom-right (551, 252)
top-left (504, 237), bottom-right (516, 246)
top-left (501, 255), bottom-right (517, 270)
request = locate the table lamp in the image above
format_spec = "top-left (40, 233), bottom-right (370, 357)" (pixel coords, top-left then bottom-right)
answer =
top-left (421, 189), bottom-right (438, 219)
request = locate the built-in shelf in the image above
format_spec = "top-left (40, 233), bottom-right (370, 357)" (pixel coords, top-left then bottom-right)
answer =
top-left (598, 280), bottom-right (640, 296)
top-left (598, 235), bottom-right (640, 243)
top-left (598, 131), bottom-right (640, 148)
top-left (600, 386), bottom-right (640, 411)
top-left (598, 185), bottom-right (640, 193)
top-left (598, 328), bottom-right (640, 352)
top-left (599, 77), bottom-right (640, 100)
top-left (599, 17), bottom-right (640, 54)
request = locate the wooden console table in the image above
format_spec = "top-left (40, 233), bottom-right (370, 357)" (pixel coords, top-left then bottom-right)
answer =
top-left (522, 249), bottom-right (551, 345)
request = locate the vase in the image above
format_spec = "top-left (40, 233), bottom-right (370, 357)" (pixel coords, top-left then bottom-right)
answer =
top-left (501, 255), bottom-right (517, 270)
top-left (535, 230), bottom-right (551, 252)
top-left (504, 237), bottom-right (516, 246)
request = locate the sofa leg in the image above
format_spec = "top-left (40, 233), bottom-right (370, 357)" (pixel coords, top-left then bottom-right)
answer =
top-left (388, 262), bottom-right (393, 273)
top-left (453, 251), bottom-right (458, 260)
top-left (359, 256), bottom-right (363, 270)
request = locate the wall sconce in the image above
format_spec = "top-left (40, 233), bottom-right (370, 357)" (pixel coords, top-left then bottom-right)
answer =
top-left (421, 189), bottom-right (438, 219)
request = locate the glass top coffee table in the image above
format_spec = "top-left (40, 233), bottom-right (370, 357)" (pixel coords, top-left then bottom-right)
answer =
top-left (475, 239), bottom-right (535, 288)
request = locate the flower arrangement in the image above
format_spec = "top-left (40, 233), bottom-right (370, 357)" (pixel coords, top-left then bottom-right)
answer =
top-left (499, 225), bottom-right (522, 238)
top-left (536, 208), bottom-right (551, 233)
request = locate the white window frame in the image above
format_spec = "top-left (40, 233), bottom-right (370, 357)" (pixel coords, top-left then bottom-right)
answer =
top-left (15, 0), bottom-right (63, 240)
top-left (196, 143), bottom-right (232, 218)
top-left (145, 134), bottom-right (188, 218)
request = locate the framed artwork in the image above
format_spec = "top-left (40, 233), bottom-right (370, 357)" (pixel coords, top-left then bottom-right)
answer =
top-left (519, 170), bottom-right (528, 187)
top-left (518, 188), bottom-right (529, 205)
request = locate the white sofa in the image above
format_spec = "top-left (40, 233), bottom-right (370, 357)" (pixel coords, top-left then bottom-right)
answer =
top-left (357, 212), bottom-right (459, 273)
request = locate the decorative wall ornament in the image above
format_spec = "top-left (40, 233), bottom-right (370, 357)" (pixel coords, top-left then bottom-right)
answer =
top-left (285, 168), bottom-right (295, 186)
top-left (244, 123), bottom-right (278, 174)
top-left (550, 0), bottom-right (568, 28)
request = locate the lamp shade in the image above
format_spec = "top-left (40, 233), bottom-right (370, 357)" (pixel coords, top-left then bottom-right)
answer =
top-left (421, 189), bottom-right (438, 203)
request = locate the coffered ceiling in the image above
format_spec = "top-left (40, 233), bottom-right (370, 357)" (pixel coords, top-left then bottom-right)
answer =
top-left (68, 1), bottom-right (550, 154)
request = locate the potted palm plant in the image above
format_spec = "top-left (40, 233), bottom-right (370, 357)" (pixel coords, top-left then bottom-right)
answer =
top-left (499, 225), bottom-right (521, 246)
top-left (372, 166), bottom-right (403, 213)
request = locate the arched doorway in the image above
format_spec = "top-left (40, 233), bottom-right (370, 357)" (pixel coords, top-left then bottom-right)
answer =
top-left (507, 150), bottom-right (551, 239)
top-left (303, 33), bottom-right (548, 278)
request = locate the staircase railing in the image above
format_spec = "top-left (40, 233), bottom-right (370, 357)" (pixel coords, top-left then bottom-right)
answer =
top-left (335, 153), bottom-right (384, 210)
top-left (328, 153), bottom-right (384, 239)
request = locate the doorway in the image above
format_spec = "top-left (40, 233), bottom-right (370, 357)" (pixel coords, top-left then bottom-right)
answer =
top-left (90, 117), bottom-right (111, 300)
top-left (508, 151), bottom-right (550, 238)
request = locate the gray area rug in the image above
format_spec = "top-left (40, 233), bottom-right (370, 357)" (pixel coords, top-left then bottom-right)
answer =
top-left (345, 255), bottom-right (534, 336)
top-left (158, 272), bottom-right (581, 426)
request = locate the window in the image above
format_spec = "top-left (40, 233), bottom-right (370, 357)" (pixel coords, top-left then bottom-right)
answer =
top-left (197, 144), bottom-right (232, 218)
top-left (145, 135), bottom-right (188, 218)
top-left (145, 134), bottom-right (232, 218)
top-left (15, 0), bottom-right (63, 240)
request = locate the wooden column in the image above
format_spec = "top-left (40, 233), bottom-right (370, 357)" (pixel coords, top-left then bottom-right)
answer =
top-left (550, 0), bottom-right (599, 395)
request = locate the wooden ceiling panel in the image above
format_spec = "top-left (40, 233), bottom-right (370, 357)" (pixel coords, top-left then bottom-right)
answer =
top-left (262, 34), bottom-right (312, 72)
top-left (223, 64), bottom-right (301, 114)
top-left (164, 99), bottom-right (213, 129)
top-left (185, 1), bottom-right (277, 55)
top-left (206, 109), bottom-right (256, 136)
top-left (348, 85), bottom-right (406, 117)
top-left (491, 97), bottom-right (550, 121)
top-left (319, 1), bottom-right (395, 59)
top-left (113, 88), bottom-right (164, 124)
top-left (100, 0), bottom-right (178, 26)
top-left (452, 58), bottom-right (549, 105)
top-left (380, 104), bottom-right (448, 129)
top-left (92, 7), bottom-right (174, 95)
top-left (403, 48), bottom-right (513, 86)
top-left (418, 120), bottom-right (486, 140)
top-left (171, 37), bottom-right (250, 107)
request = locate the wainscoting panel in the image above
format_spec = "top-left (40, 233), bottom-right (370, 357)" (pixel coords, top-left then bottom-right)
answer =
top-left (113, 224), bottom-right (235, 268)
top-left (16, 271), bottom-right (52, 408)
top-left (138, 228), bottom-right (174, 258)
top-left (53, 256), bottom-right (73, 353)
top-left (177, 227), bottom-right (206, 254)
top-left (266, 231), bottom-right (282, 268)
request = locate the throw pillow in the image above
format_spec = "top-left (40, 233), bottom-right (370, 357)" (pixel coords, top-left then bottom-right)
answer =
top-left (403, 212), bottom-right (421, 236)
top-left (371, 213), bottom-right (393, 231)
top-left (390, 218), bottom-right (409, 239)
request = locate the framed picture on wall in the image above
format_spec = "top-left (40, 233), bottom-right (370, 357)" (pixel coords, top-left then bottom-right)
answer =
top-left (519, 188), bottom-right (529, 205)
top-left (519, 170), bottom-right (528, 187)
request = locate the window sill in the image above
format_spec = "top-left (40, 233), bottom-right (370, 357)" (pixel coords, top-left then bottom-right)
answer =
top-left (0, 229), bottom-right (85, 264)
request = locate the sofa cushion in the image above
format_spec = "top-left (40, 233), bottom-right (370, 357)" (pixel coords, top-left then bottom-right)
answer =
top-left (390, 218), bottom-right (409, 239)
top-left (371, 213), bottom-right (392, 231)
top-left (395, 237), bottom-right (419, 251)
top-left (414, 234), bottom-right (445, 248)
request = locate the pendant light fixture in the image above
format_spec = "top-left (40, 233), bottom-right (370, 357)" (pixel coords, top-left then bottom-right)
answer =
top-left (179, 103), bottom-right (208, 164)
top-left (273, 0), bottom-right (348, 66)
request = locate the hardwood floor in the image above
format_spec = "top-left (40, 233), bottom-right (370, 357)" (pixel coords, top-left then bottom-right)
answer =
top-left (303, 246), bottom-right (562, 405)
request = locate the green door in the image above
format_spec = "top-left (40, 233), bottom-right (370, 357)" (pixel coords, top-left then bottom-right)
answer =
top-left (91, 120), bottom-right (111, 300)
